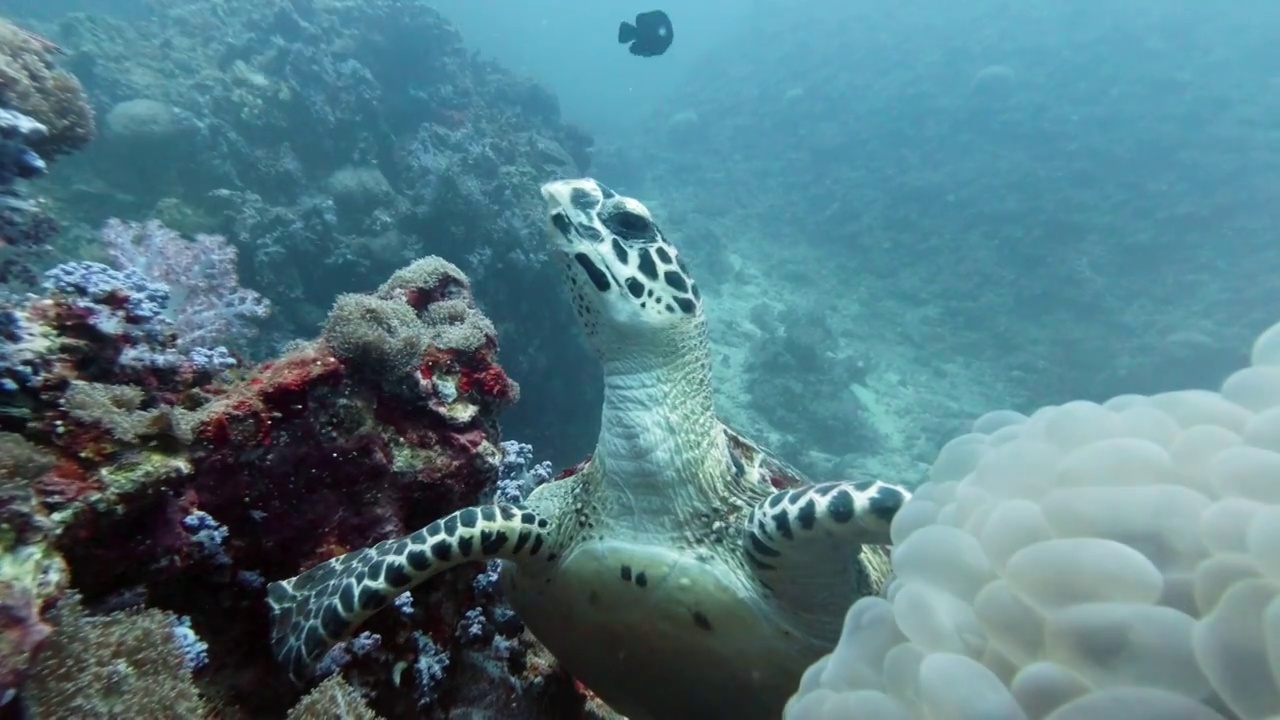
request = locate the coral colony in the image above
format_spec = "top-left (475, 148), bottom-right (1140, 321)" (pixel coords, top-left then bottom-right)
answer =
top-left (0, 6), bottom-right (608, 714)
top-left (1, 248), bottom-right (601, 716)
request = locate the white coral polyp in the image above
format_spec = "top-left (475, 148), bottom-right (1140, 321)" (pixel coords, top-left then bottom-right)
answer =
top-left (786, 319), bottom-right (1280, 720)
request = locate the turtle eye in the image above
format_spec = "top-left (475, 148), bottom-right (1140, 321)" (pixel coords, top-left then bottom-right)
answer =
top-left (606, 211), bottom-right (652, 238)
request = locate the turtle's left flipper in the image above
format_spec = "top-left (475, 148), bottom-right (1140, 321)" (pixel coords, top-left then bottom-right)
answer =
top-left (741, 480), bottom-right (910, 622)
top-left (745, 480), bottom-right (908, 559)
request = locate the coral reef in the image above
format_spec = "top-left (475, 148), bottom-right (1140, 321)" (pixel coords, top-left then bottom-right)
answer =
top-left (0, 107), bottom-right (55, 288)
top-left (0, 256), bottom-right (604, 718)
top-left (0, 19), bottom-right (93, 292)
top-left (38, 0), bottom-right (600, 464)
top-left (0, 108), bottom-right (45, 186)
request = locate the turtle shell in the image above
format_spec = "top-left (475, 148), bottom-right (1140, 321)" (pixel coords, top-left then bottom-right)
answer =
top-left (722, 422), bottom-right (811, 492)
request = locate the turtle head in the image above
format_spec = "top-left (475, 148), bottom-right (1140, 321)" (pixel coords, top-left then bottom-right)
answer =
top-left (540, 178), bottom-right (704, 362)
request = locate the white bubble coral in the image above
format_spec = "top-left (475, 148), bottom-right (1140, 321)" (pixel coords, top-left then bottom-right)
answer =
top-left (785, 320), bottom-right (1280, 720)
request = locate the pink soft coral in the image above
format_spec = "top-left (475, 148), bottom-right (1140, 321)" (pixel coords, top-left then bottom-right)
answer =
top-left (100, 218), bottom-right (270, 350)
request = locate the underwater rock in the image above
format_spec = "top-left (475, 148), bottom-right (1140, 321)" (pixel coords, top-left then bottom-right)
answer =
top-left (744, 306), bottom-right (881, 460)
top-left (102, 98), bottom-right (197, 144)
top-left (95, 98), bottom-right (206, 197)
top-left (324, 165), bottom-right (397, 223)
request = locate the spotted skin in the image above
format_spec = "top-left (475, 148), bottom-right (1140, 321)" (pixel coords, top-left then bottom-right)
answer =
top-left (746, 479), bottom-right (905, 565)
top-left (266, 503), bottom-right (553, 683)
top-left (741, 479), bottom-right (907, 638)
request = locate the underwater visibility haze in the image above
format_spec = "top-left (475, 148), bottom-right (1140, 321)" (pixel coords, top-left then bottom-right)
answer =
top-left (1, 0), bottom-right (1279, 718)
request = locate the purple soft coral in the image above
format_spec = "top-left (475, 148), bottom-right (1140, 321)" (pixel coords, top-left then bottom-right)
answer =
top-left (100, 218), bottom-right (271, 351)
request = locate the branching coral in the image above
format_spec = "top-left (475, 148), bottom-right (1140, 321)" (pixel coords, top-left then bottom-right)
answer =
top-left (38, 258), bottom-right (244, 376)
top-left (0, 19), bottom-right (94, 158)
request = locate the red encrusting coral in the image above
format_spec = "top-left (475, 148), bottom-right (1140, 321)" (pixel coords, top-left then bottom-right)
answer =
top-left (32, 457), bottom-right (101, 505)
top-left (419, 340), bottom-right (517, 406)
top-left (556, 454), bottom-right (592, 481)
top-left (193, 348), bottom-right (345, 449)
top-left (458, 346), bottom-right (515, 401)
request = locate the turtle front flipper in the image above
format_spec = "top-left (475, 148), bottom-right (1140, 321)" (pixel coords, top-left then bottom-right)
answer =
top-left (742, 481), bottom-right (911, 634)
top-left (267, 503), bottom-right (554, 684)
top-left (745, 480), bottom-right (908, 556)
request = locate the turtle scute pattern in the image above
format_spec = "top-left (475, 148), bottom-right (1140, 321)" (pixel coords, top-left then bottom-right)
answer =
top-left (785, 318), bottom-right (1280, 720)
top-left (268, 503), bottom-right (551, 683)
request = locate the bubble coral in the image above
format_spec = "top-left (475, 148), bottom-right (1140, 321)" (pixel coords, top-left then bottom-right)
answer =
top-left (786, 319), bottom-right (1280, 720)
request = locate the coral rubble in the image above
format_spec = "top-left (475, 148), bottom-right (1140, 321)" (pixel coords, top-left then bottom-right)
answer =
top-left (0, 255), bottom-right (607, 718)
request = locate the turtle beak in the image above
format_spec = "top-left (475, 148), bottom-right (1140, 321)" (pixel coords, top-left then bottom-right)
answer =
top-left (540, 180), bottom-right (570, 251)
top-left (539, 179), bottom-right (571, 210)
top-left (539, 181), bottom-right (557, 204)
top-left (540, 180), bottom-right (581, 252)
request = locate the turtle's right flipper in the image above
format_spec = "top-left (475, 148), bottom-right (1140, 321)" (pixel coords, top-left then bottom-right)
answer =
top-left (740, 480), bottom-right (909, 628)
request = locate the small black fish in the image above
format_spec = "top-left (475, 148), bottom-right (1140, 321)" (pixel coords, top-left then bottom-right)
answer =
top-left (618, 10), bottom-right (673, 58)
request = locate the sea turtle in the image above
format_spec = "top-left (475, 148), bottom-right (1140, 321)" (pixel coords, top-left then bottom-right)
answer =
top-left (266, 178), bottom-right (912, 720)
